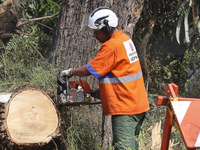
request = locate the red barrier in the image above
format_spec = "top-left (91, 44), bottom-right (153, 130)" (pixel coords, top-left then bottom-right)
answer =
top-left (156, 83), bottom-right (200, 150)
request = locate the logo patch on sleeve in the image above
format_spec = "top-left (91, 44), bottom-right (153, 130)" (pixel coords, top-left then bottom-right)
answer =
top-left (123, 39), bottom-right (139, 64)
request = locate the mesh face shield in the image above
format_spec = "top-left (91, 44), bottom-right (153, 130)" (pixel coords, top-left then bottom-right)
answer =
top-left (80, 13), bottom-right (92, 32)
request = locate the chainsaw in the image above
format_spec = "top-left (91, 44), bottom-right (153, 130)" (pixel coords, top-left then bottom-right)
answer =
top-left (56, 71), bottom-right (101, 106)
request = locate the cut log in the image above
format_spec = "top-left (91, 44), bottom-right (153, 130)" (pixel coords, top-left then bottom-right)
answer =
top-left (0, 87), bottom-right (60, 148)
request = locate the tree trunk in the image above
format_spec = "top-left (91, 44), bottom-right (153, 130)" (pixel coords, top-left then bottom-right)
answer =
top-left (0, 87), bottom-right (60, 149)
top-left (49, 0), bottom-right (146, 148)
top-left (139, 0), bottom-right (159, 92)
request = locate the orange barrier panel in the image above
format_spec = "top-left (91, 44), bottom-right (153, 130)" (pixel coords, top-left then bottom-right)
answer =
top-left (156, 83), bottom-right (200, 150)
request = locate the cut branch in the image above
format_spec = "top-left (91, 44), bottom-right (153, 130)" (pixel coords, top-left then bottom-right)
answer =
top-left (139, 0), bottom-right (159, 92)
top-left (29, 43), bottom-right (45, 59)
top-left (35, 22), bottom-right (53, 30)
top-left (0, 0), bottom-right (12, 15)
top-left (0, 33), bottom-right (13, 39)
top-left (16, 12), bottom-right (59, 28)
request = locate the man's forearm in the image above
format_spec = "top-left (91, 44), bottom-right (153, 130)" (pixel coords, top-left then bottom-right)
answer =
top-left (70, 65), bottom-right (91, 76)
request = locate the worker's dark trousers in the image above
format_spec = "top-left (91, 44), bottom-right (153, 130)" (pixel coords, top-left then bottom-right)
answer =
top-left (112, 112), bottom-right (146, 150)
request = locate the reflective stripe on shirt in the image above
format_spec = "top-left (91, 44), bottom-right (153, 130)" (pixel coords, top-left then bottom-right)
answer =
top-left (99, 71), bottom-right (143, 84)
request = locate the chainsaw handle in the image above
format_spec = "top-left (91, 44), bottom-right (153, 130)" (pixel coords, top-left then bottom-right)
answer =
top-left (65, 76), bottom-right (70, 97)
top-left (57, 70), bottom-right (70, 97)
top-left (57, 71), bottom-right (66, 88)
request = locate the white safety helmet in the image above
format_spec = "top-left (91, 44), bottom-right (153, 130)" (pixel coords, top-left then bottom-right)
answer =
top-left (88, 7), bottom-right (118, 35)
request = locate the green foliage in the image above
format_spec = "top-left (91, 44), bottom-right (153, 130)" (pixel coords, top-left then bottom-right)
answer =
top-left (11, 0), bottom-right (61, 34)
top-left (36, 0), bottom-right (62, 31)
top-left (134, 1), bottom-right (200, 149)
top-left (38, 0), bottom-right (61, 16)
top-left (61, 107), bottom-right (103, 150)
top-left (135, 0), bottom-right (200, 95)
top-left (172, 0), bottom-right (200, 45)
top-left (14, 0), bottom-right (61, 17)
top-left (169, 37), bottom-right (200, 98)
top-left (134, 27), bottom-right (173, 93)
top-left (0, 25), bottom-right (56, 93)
top-left (0, 49), bottom-right (57, 93)
top-left (14, 0), bottom-right (38, 18)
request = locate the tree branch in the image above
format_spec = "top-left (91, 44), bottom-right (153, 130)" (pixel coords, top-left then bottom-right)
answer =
top-left (0, 0), bottom-right (12, 14)
top-left (35, 22), bottom-right (53, 30)
top-left (16, 12), bottom-right (59, 28)
top-left (139, 0), bottom-right (160, 92)
top-left (16, 29), bottom-right (40, 37)
top-left (0, 33), bottom-right (13, 39)
top-left (188, 66), bottom-right (200, 80)
top-left (29, 43), bottom-right (45, 59)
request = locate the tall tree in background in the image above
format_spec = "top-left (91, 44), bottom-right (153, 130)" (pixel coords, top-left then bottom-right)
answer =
top-left (49, 0), bottom-right (146, 147)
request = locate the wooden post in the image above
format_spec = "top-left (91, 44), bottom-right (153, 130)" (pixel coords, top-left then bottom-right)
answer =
top-left (159, 83), bottom-right (179, 150)
top-left (160, 106), bottom-right (173, 150)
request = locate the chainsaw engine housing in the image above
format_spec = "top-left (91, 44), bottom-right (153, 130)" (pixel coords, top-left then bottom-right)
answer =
top-left (56, 71), bottom-right (91, 105)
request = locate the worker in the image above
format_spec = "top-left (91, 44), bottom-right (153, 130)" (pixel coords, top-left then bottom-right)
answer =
top-left (61, 6), bottom-right (150, 150)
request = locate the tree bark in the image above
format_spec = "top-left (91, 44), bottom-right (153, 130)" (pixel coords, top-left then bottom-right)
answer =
top-left (0, 87), bottom-right (60, 149)
top-left (49, 0), bottom-right (146, 148)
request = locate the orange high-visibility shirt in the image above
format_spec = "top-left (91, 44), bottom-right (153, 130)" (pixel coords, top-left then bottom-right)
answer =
top-left (86, 30), bottom-right (150, 116)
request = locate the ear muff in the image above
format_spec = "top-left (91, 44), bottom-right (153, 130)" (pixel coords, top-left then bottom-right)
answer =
top-left (101, 19), bottom-right (114, 36)
top-left (102, 19), bottom-right (115, 36)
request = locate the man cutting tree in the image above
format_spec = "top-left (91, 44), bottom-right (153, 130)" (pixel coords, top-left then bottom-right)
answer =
top-left (61, 6), bottom-right (149, 150)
